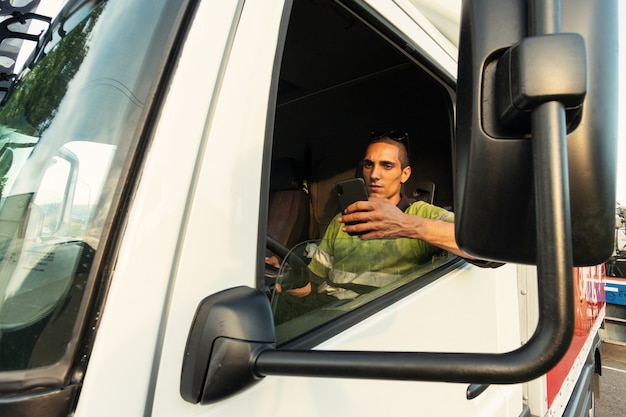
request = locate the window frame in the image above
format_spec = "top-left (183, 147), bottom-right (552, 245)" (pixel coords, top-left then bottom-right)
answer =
top-left (260, 0), bottom-right (463, 348)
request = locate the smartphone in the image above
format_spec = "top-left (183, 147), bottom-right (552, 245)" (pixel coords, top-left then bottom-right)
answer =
top-left (335, 178), bottom-right (368, 213)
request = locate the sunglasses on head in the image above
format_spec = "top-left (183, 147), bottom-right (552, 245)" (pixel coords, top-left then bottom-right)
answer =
top-left (370, 130), bottom-right (411, 158)
top-left (370, 130), bottom-right (409, 142)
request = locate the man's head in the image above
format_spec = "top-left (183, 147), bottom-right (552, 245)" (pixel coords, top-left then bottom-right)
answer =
top-left (362, 133), bottom-right (411, 205)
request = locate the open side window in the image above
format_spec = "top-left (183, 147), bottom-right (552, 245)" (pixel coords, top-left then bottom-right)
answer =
top-left (262, 0), bottom-right (459, 345)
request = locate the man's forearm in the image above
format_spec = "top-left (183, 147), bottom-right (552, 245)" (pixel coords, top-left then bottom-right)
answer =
top-left (400, 214), bottom-right (469, 258)
top-left (338, 198), bottom-right (473, 258)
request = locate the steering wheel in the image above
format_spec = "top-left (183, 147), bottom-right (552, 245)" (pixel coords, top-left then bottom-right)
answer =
top-left (263, 235), bottom-right (290, 296)
top-left (266, 235), bottom-right (290, 260)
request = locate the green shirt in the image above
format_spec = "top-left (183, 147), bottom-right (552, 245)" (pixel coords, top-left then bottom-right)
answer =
top-left (308, 201), bottom-right (453, 288)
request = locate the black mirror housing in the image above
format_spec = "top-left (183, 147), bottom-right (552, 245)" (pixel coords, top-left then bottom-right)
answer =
top-left (180, 287), bottom-right (275, 404)
top-left (455, 0), bottom-right (618, 265)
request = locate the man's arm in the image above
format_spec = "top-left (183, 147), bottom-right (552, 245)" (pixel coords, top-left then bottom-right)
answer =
top-left (338, 198), bottom-right (472, 258)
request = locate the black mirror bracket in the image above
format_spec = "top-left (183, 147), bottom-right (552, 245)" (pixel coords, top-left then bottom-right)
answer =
top-left (495, 32), bottom-right (586, 132)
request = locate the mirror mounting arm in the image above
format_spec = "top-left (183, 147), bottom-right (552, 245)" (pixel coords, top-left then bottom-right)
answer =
top-left (181, 275), bottom-right (573, 405)
top-left (180, 0), bottom-right (595, 405)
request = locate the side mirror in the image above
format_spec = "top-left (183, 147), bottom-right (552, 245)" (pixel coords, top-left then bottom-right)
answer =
top-left (180, 0), bottom-right (619, 404)
top-left (454, 0), bottom-right (618, 265)
top-left (180, 287), bottom-right (274, 404)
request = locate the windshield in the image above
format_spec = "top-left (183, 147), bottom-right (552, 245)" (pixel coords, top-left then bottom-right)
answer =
top-left (0, 0), bottom-right (177, 378)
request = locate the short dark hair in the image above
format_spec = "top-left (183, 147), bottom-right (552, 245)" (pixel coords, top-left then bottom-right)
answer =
top-left (369, 131), bottom-right (411, 168)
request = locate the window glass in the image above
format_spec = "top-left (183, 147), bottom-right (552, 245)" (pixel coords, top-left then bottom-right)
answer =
top-left (0, 0), bottom-right (177, 375)
top-left (33, 142), bottom-right (114, 239)
top-left (272, 240), bottom-right (453, 343)
top-left (266, 0), bottom-right (457, 345)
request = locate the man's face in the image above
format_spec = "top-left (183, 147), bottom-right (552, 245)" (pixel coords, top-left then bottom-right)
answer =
top-left (362, 141), bottom-right (411, 205)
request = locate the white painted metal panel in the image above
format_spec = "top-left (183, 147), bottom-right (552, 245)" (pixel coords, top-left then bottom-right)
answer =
top-left (73, 1), bottom-right (244, 416)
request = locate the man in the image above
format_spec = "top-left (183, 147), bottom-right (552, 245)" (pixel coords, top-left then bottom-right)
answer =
top-left (338, 134), bottom-right (467, 258)
top-left (286, 131), bottom-right (471, 299)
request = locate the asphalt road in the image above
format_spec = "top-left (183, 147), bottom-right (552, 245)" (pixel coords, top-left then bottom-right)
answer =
top-left (596, 341), bottom-right (626, 416)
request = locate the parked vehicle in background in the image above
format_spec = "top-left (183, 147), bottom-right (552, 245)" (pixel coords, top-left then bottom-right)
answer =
top-left (0, 0), bottom-right (618, 416)
top-left (603, 203), bottom-right (626, 342)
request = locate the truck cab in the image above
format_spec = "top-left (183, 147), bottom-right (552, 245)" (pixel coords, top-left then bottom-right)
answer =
top-left (0, 0), bottom-right (617, 416)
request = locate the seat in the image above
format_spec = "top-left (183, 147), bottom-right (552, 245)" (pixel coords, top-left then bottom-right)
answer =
top-left (266, 158), bottom-right (310, 254)
top-left (412, 180), bottom-right (436, 204)
top-left (309, 155), bottom-right (355, 238)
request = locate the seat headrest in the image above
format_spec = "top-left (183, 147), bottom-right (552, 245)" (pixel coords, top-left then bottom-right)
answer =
top-left (270, 158), bottom-right (302, 191)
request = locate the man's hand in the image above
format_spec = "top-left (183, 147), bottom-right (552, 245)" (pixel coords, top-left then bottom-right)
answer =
top-left (338, 198), bottom-right (409, 239)
top-left (265, 255), bottom-right (281, 269)
top-left (338, 197), bottom-right (471, 258)
top-left (275, 281), bottom-right (312, 297)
